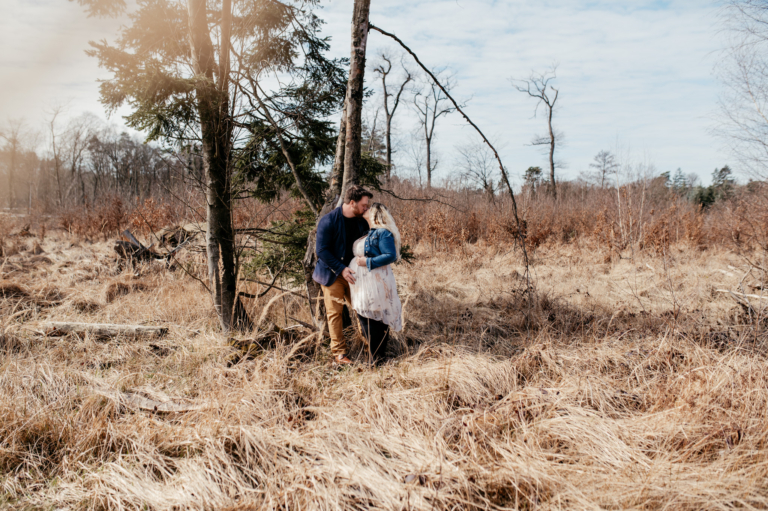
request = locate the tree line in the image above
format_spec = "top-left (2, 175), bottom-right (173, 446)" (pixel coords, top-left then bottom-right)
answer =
top-left (0, 114), bottom-right (186, 212)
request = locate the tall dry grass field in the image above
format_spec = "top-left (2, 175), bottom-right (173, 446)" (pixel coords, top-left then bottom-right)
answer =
top-left (2, 196), bottom-right (768, 509)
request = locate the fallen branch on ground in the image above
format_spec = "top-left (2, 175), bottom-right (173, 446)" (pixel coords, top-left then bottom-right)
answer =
top-left (94, 389), bottom-right (202, 413)
top-left (716, 289), bottom-right (768, 302)
top-left (44, 321), bottom-right (168, 339)
top-left (239, 278), bottom-right (310, 300)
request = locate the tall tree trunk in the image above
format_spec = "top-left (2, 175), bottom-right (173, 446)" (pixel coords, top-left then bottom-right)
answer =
top-left (385, 113), bottom-right (392, 182)
top-left (340, 0), bottom-right (371, 200)
top-left (188, 0), bottom-right (237, 332)
top-left (8, 144), bottom-right (16, 209)
top-left (425, 130), bottom-right (432, 188)
top-left (331, 101), bottom-right (347, 205)
top-left (381, 68), bottom-right (392, 182)
top-left (80, 170), bottom-right (87, 205)
top-left (547, 106), bottom-right (556, 199)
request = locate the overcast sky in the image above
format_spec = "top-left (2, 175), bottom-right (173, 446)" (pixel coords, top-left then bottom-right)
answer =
top-left (0, 0), bottom-right (727, 184)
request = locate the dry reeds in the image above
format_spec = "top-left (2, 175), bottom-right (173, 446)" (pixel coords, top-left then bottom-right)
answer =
top-left (1, 225), bottom-right (768, 508)
top-left (3, 189), bottom-right (768, 509)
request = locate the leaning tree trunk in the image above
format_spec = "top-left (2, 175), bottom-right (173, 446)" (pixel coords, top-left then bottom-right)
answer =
top-left (188, 0), bottom-right (238, 332)
top-left (303, 0), bottom-right (371, 326)
top-left (302, 101), bottom-right (347, 322)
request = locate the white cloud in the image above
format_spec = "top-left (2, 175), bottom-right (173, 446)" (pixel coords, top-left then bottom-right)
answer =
top-left (0, 0), bottom-right (728, 182)
top-left (322, 0), bottom-right (728, 182)
top-left (0, 1), bottom-right (128, 130)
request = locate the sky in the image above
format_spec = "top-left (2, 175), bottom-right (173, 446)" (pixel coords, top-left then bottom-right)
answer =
top-left (0, 0), bottom-right (729, 184)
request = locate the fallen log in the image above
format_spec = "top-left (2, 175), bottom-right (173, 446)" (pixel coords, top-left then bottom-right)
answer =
top-left (115, 229), bottom-right (194, 270)
top-left (716, 289), bottom-right (768, 302)
top-left (114, 229), bottom-right (165, 267)
top-left (93, 389), bottom-right (202, 413)
top-left (113, 240), bottom-right (158, 262)
top-left (154, 223), bottom-right (204, 249)
top-left (44, 321), bottom-right (168, 339)
top-left (123, 393), bottom-right (200, 412)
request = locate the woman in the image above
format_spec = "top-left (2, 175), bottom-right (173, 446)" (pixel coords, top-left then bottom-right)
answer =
top-left (348, 202), bottom-right (403, 364)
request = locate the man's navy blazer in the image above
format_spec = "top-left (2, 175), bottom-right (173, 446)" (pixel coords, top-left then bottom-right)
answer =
top-left (312, 207), bottom-right (369, 287)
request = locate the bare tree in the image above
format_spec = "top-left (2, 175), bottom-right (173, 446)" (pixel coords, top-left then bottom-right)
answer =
top-left (62, 113), bottom-right (99, 204)
top-left (362, 107), bottom-right (387, 162)
top-left (0, 119), bottom-right (29, 210)
top-left (407, 136), bottom-right (427, 187)
top-left (719, 0), bottom-right (768, 178)
top-left (45, 107), bottom-right (66, 207)
top-left (586, 150), bottom-right (619, 188)
top-left (513, 67), bottom-right (561, 198)
top-left (373, 53), bottom-right (412, 182)
top-left (412, 70), bottom-right (457, 188)
top-left (523, 166), bottom-right (543, 196)
top-left (457, 140), bottom-right (497, 199)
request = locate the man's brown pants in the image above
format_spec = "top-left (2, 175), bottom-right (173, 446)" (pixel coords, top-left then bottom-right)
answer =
top-left (321, 277), bottom-right (351, 356)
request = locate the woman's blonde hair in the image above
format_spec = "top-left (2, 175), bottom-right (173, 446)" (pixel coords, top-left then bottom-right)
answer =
top-left (367, 203), bottom-right (401, 261)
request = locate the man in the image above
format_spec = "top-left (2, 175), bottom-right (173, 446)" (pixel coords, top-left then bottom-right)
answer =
top-left (313, 185), bottom-right (373, 364)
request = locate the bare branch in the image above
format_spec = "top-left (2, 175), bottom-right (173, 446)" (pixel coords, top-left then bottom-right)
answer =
top-left (369, 24), bottom-right (530, 277)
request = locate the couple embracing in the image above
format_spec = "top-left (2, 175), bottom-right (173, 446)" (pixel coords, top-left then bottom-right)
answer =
top-left (312, 185), bottom-right (403, 365)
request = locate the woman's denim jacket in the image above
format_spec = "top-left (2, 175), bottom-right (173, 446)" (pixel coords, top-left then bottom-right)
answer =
top-left (364, 228), bottom-right (398, 271)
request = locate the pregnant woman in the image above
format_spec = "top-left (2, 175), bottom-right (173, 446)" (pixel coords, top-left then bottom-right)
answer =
top-left (348, 203), bottom-right (403, 364)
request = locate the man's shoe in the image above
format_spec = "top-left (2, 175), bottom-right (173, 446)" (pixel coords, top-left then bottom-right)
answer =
top-left (334, 354), bottom-right (353, 365)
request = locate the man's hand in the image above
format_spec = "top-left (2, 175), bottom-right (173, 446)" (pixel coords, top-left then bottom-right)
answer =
top-left (342, 267), bottom-right (356, 284)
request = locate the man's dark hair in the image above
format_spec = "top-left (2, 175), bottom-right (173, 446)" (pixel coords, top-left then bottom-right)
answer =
top-left (344, 185), bottom-right (373, 204)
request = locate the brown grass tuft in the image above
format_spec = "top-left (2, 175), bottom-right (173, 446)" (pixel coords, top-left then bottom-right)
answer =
top-left (104, 280), bottom-right (149, 303)
top-left (0, 281), bottom-right (29, 300)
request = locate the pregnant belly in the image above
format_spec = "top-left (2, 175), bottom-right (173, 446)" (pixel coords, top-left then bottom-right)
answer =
top-left (349, 261), bottom-right (375, 286)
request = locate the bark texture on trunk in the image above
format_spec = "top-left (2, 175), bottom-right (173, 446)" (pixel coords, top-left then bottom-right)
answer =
top-left (547, 105), bottom-right (556, 199)
top-left (340, 0), bottom-right (371, 200)
top-left (188, 0), bottom-right (238, 332)
top-left (331, 101), bottom-right (347, 205)
top-left (425, 123), bottom-right (433, 188)
top-left (385, 118), bottom-right (392, 181)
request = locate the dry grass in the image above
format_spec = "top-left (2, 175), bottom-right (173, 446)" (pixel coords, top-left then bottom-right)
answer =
top-left (2, 223), bottom-right (768, 510)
